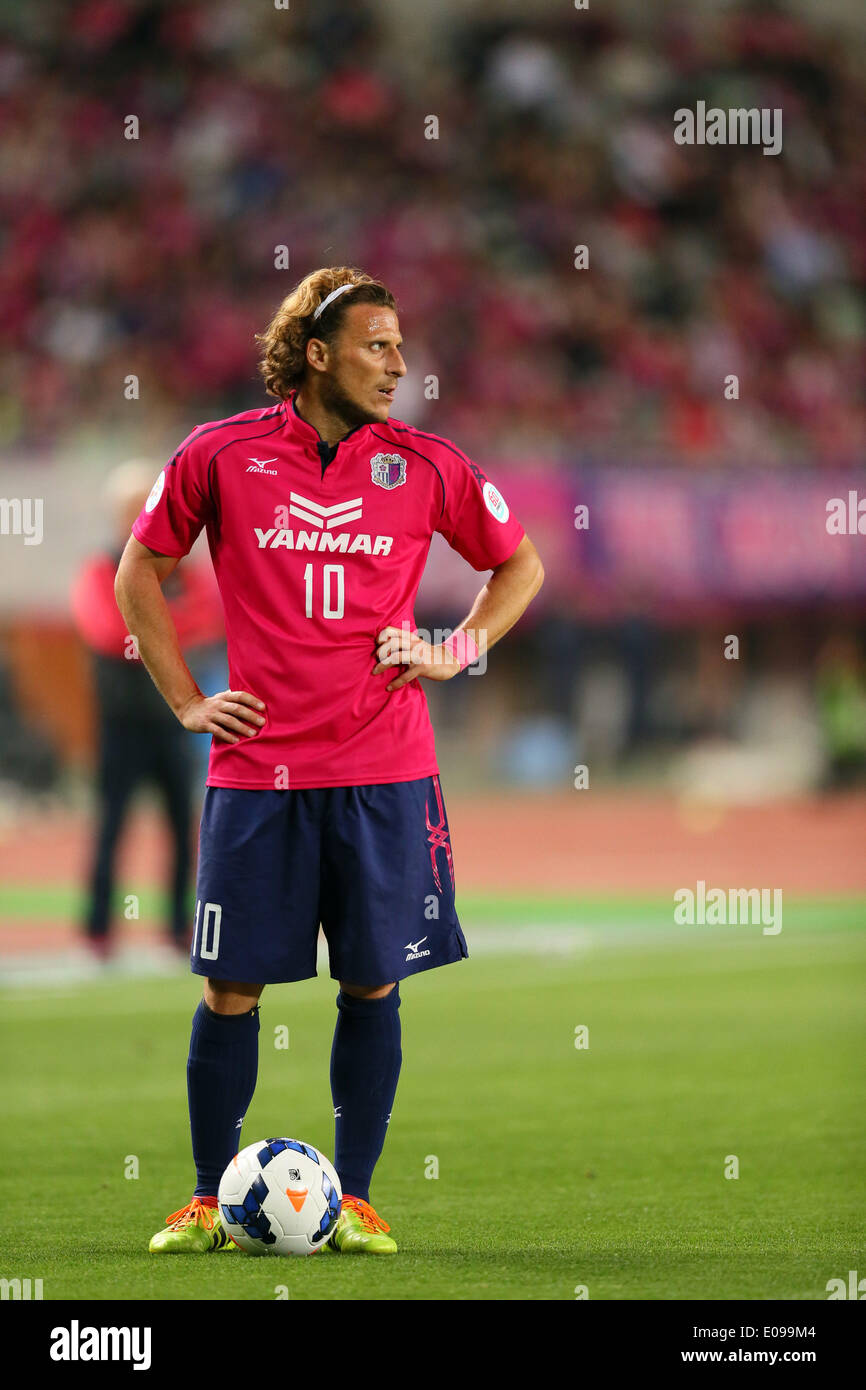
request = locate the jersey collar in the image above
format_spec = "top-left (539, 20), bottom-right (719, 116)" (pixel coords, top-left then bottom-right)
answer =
top-left (283, 391), bottom-right (319, 447)
top-left (284, 390), bottom-right (372, 452)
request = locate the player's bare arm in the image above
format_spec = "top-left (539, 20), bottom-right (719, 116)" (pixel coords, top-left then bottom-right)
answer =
top-left (114, 536), bottom-right (266, 744)
top-left (374, 534), bottom-right (544, 691)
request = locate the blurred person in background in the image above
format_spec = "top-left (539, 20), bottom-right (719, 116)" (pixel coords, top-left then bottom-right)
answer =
top-left (816, 629), bottom-right (866, 791)
top-left (71, 462), bottom-right (225, 960)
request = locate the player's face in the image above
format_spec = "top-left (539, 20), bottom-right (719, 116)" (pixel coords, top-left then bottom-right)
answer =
top-left (320, 305), bottom-right (406, 427)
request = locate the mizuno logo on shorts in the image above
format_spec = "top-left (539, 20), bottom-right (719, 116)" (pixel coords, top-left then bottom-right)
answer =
top-left (405, 936), bottom-right (431, 961)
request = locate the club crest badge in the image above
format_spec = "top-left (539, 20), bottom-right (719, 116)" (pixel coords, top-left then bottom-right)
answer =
top-left (370, 453), bottom-right (407, 490)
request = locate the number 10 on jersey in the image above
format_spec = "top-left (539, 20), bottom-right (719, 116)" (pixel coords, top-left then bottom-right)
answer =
top-left (304, 562), bottom-right (345, 619)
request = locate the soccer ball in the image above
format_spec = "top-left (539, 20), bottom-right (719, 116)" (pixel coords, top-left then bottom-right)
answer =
top-left (218, 1138), bottom-right (342, 1256)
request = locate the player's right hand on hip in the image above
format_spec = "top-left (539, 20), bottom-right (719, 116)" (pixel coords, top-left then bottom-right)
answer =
top-left (178, 690), bottom-right (266, 744)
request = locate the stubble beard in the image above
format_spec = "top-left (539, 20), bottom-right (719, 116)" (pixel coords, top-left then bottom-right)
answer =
top-left (318, 372), bottom-right (380, 433)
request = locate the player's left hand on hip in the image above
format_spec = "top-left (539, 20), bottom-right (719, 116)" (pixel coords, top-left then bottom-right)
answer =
top-left (374, 625), bottom-right (461, 691)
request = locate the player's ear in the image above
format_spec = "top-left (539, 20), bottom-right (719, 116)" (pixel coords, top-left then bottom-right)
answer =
top-left (305, 336), bottom-right (329, 373)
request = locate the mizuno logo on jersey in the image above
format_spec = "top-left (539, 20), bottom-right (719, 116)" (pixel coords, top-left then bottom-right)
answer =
top-left (289, 492), bottom-right (363, 529)
top-left (246, 458), bottom-right (278, 474)
top-left (254, 528), bottom-right (394, 555)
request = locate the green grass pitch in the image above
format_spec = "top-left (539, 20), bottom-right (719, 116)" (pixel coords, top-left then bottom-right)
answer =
top-left (2, 895), bottom-right (864, 1301)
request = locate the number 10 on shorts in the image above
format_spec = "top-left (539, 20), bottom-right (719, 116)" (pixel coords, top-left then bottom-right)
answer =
top-left (193, 899), bottom-right (222, 960)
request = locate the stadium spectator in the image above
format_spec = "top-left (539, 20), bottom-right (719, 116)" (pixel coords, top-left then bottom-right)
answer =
top-left (0, 1), bottom-right (862, 470)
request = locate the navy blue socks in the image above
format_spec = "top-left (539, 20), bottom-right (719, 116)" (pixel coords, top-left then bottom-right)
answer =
top-left (330, 986), bottom-right (402, 1203)
top-left (186, 989), bottom-right (401, 1204)
top-left (187, 999), bottom-right (260, 1198)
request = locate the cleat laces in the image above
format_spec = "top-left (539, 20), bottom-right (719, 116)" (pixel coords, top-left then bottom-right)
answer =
top-left (163, 1198), bottom-right (218, 1232)
top-left (342, 1196), bottom-right (390, 1234)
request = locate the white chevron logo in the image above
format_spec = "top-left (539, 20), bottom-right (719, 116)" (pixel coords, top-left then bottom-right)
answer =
top-left (289, 492), bottom-right (363, 530)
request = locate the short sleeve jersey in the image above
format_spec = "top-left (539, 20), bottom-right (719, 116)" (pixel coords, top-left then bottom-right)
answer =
top-left (132, 392), bottom-right (525, 788)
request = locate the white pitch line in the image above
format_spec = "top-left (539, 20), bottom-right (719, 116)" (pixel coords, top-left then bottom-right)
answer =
top-left (0, 945), bottom-right (189, 989)
top-left (2, 921), bottom-right (858, 990)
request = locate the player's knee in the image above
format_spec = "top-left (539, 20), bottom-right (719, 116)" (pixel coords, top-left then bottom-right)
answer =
top-left (339, 981), bottom-right (396, 1000)
top-left (204, 979), bottom-right (264, 1014)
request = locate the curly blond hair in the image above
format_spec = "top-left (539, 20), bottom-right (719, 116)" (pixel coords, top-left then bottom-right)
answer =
top-left (255, 267), bottom-right (396, 399)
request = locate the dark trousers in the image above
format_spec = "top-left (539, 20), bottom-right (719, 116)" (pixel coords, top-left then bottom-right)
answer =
top-left (85, 719), bottom-right (194, 944)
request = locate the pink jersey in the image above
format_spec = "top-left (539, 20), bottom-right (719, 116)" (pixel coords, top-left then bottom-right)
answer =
top-left (132, 392), bottom-right (525, 789)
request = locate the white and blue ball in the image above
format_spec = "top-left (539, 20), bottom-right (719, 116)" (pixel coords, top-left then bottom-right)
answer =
top-left (218, 1138), bottom-right (342, 1256)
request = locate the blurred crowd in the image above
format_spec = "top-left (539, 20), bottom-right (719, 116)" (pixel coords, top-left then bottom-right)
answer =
top-left (2, 0), bottom-right (864, 469)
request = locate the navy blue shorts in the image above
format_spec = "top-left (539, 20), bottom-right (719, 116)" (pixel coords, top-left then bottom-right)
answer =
top-left (191, 776), bottom-right (468, 987)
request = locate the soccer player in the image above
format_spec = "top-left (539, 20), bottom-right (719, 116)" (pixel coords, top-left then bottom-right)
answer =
top-left (115, 267), bottom-right (544, 1255)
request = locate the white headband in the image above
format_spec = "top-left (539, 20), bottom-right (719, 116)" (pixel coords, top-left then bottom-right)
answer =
top-left (313, 283), bottom-right (357, 320)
